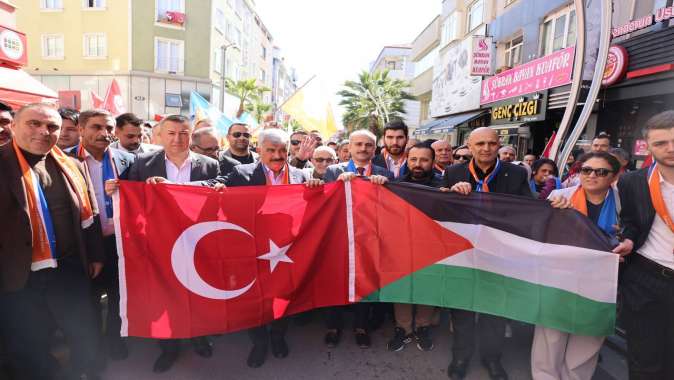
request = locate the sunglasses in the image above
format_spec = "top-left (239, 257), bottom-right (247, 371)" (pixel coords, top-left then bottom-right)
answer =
top-left (290, 139), bottom-right (302, 146)
top-left (453, 154), bottom-right (472, 160)
top-left (231, 132), bottom-right (251, 139)
top-left (313, 157), bottom-right (334, 164)
top-left (580, 167), bottom-right (613, 177)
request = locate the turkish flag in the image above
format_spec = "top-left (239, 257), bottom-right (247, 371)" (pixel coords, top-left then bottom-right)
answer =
top-left (91, 91), bottom-right (104, 109)
top-left (114, 180), bottom-right (471, 338)
top-left (102, 79), bottom-right (125, 116)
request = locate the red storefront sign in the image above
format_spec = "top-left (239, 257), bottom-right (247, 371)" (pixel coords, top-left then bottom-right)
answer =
top-left (602, 45), bottom-right (629, 86)
top-left (0, 25), bottom-right (27, 67)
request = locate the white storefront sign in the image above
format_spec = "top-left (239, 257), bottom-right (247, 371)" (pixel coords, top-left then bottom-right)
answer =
top-left (470, 36), bottom-right (493, 76)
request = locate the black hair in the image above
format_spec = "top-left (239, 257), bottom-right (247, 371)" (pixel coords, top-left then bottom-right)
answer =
top-left (409, 142), bottom-right (435, 162)
top-left (58, 107), bottom-right (79, 125)
top-left (531, 158), bottom-right (559, 177)
top-left (0, 101), bottom-right (12, 115)
top-left (578, 151), bottom-right (621, 174)
top-left (383, 119), bottom-right (409, 138)
top-left (115, 112), bottom-right (143, 130)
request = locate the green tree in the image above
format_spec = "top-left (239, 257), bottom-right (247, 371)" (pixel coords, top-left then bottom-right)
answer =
top-left (337, 70), bottom-right (415, 136)
top-left (225, 78), bottom-right (271, 118)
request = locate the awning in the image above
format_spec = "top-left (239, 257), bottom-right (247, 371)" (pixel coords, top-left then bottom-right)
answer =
top-left (414, 110), bottom-right (488, 136)
top-left (0, 66), bottom-right (58, 109)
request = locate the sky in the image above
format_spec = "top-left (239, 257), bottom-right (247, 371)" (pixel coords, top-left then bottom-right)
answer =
top-left (255, 0), bottom-right (441, 127)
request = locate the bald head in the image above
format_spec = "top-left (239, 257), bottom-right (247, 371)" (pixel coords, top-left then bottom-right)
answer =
top-left (467, 127), bottom-right (500, 167)
top-left (12, 103), bottom-right (62, 155)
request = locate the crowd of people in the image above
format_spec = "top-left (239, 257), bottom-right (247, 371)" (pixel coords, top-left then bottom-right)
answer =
top-left (0, 101), bottom-right (672, 380)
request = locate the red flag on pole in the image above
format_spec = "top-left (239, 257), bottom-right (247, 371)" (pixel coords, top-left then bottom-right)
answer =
top-left (102, 79), bottom-right (125, 115)
top-left (91, 91), bottom-right (104, 109)
top-left (541, 131), bottom-right (557, 158)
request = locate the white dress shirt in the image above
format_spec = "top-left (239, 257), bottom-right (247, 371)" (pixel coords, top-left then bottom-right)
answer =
top-left (262, 164), bottom-right (287, 185)
top-left (83, 150), bottom-right (114, 236)
top-left (165, 153), bottom-right (193, 183)
top-left (638, 174), bottom-right (674, 269)
top-left (386, 155), bottom-right (405, 178)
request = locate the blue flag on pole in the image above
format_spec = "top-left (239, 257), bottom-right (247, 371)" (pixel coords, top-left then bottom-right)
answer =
top-left (189, 91), bottom-right (233, 137)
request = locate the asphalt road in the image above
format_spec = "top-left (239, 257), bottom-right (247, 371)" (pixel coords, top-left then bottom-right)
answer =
top-left (101, 311), bottom-right (628, 380)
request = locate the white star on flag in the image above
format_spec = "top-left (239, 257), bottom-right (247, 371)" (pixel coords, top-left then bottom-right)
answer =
top-left (257, 240), bottom-right (293, 273)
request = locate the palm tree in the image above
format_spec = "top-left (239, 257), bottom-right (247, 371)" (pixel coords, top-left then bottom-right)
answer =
top-left (225, 78), bottom-right (271, 118)
top-left (247, 100), bottom-right (272, 124)
top-left (337, 70), bottom-right (415, 136)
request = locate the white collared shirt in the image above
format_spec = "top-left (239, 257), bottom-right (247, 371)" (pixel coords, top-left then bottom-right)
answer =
top-left (638, 173), bottom-right (674, 269)
top-left (386, 155), bottom-right (405, 178)
top-left (262, 164), bottom-right (287, 185)
top-left (165, 153), bottom-right (193, 184)
top-left (83, 148), bottom-right (114, 236)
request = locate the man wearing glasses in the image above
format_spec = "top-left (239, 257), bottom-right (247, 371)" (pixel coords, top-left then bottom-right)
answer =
top-left (305, 146), bottom-right (337, 180)
top-left (191, 127), bottom-right (240, 178)
top-left (288, 130), bottom-right (318, 169)
top-left (453, 145), bottom-right (473, 165)
top-left (223, 122), bottom-right (258, 164)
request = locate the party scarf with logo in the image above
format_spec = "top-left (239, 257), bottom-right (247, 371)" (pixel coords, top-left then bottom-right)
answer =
top-left (468, 159), bottom-right (501, 192)
top-left (346, 160), bottom-right (372, 176)
top-left (570, 185), bottom-right (618, 238)
top-left (13, 141), bottom-right (94, 270)
top-left (74, 145), bottom-right (118, 217)
top-left (648, 163), bottom-right (674, 233)
top-left (264, 163), bottom-right (290, 185)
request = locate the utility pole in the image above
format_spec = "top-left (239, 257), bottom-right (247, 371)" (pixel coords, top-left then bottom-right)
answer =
top-left (219, 43), bottom-right (239, 112)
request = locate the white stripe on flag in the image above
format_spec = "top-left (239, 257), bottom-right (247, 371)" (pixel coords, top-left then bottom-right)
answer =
top-left (345, 181), bottom-right (356, 303)
top-left (112, 190), bottom-right (129, 337)
top-left (436, 222), bottom-right (619, 304)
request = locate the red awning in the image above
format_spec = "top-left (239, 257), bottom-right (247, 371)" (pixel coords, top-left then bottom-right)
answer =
top-left (0, 66), bottom-right (58, 109)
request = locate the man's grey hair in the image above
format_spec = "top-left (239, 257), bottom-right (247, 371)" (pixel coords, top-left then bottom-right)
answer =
top-left (349, 129), bottom-right (377, 144)
top-left (258, 128), bottom-right (289, 146)
top-left (313, 146), bottom-right (337, 160)
top-left (498, 145), bottom-right (517, 154)
top-left (191, 127), bottom-right (217, 146)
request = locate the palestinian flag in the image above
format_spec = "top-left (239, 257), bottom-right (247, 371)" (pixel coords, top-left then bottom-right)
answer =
top-left (113, 179), bottom-right (617, 338)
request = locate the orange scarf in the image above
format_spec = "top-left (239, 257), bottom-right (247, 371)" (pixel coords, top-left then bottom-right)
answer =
top-left (13, 141), bottom-right (94, 270)
top-left (468, 159), bottom-right (501, 193)
top-left (648, 164), bottom-right (674, 233)
top-left (265, 164), bottom-right (290, 185)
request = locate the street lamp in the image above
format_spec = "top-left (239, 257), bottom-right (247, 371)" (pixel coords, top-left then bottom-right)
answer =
top-left (219, 42), bottom-right (239, 112)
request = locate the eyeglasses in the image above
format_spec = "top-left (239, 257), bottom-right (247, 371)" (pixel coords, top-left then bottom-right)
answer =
top-left (453, 154), bottom-right (472, 161)
top-left (290, 140), bottom-right (302, 146)
top-left (580, 167), bottom-right (613, 177)
top-left (230, 132), bottom-right (251, 139)
top-left (312, 157), bottom-right (334, 164)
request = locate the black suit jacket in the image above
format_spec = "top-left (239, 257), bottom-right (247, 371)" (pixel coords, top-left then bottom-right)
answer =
top-left (323, 162), bottom-right (394, 183)
top-left (443, 161), bottom-right (532, 197)
top-left (217, 151), bottom-right (242, 178)
top-left (0, 144), bottom-right (105, 292)
top-left (225, 162), bottom-right (309, 187)
top-left (128, 149), bottom-right (219, 182)
top-left (617, 168), bottom-right (656, 251)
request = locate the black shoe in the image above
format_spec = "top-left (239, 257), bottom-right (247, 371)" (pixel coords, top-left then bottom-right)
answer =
top-left (482, 359), bottom-right (508, 380)
top-left (414, 326), bottom-right (434, 351)
top-left (246, 345), bottom-right (267, 368)
top-left (354, 328), bottom-right (370, 349)
top-left (270, 336), bottom-right (289, 359)
top-left (192, 336), bottom-right (213, 358)
top-left (387, 327), bottom-right (412, 352)
top-left (107, 338), bottom-right (128, 361)
top-left (324, 329), bottom-right (341, 348)
top-left (447, 358), bottom-right (469, 380)
top-left (152, 350), bottom-right (179, 373)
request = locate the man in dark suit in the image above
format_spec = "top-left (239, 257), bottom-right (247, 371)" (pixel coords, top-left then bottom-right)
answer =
top-left (106, 114), bottom-right (219, 373)
top-left (0, 103), bottom-right (105, 380)
top-left (614, 111), bottom-right (674, 380)
top-left (371, 120), bottom-right (409, 179)
top-left (69, 109), bottom-right (135, 361)
top-left (442, 127), bottom-right (531, 380)
top-left (189, 127), bottom-right (240, 180)
top-left (209, 128), bottom-right (322, 368)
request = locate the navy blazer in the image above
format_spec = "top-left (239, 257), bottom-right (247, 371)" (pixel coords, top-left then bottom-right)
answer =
top-left (323, 161), bottom-right (394, 183)
top-left (225, 162), bottom-right (309, 187)
top-left (127, 149), bottom-right (219, 182)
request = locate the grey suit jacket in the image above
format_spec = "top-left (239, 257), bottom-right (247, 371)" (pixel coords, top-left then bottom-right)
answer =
top-left (127, 149), bottom-right (219, 182)
top-left (225, 162), bottom-right (308, 187)
top-left (323, 162), bottom-right (394, 183)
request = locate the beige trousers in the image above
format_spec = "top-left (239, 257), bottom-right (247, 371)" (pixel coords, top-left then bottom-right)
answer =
top-left (393, 303), bottom-right (435, 334)
top-left (531, 325), bottom-right (604, 380)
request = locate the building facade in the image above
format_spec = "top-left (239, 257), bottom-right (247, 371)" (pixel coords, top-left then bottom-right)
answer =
top-left (410, 16), bottom-right (441, 133)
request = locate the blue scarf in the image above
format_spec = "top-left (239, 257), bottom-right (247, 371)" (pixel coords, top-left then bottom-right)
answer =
top-left (596, 188), bottom-right (618, 238)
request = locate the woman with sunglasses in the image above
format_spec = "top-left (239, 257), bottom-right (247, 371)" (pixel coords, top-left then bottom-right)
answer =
top-left (531, 151), bottom-right (622, 380)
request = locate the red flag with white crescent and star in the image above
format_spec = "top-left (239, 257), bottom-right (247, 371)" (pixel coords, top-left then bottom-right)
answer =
top-left (113, 180), bottom-right (472, 338)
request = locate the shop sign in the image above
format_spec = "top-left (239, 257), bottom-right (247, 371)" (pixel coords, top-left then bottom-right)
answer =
top-left (0, 25), bottom-right (27, 67)
top-left (480, 46), bottom-right (574, 105)
top-left (633, 139), bottom-right (648, 156)
top-left (602, 45), bottom-right (629, 86)
top-left (470, 36), bottom-right (493, 76)
top-left (612, 6), bottom-right (674, 38)
top-left (489, 91), bottom-right (548, 125)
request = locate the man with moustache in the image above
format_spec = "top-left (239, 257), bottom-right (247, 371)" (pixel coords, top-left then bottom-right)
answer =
top-left (56, 108), bottom-right (80, 151)
top-left (0, 103), bottom-right (104, 380)
top-left (68, 109), bottom-right (135, 362)
top-left (373, 120), bottom-right (409, 179)
top-left (110, 113), bottom-right (160, 155)
top-left (431, 140), bottom-right (453, 176)
top-left (191, 127), bottom-right (240, 179)
top-left (0, 101), bottom-right (13, 146)
top-left (442, 127), bottom-right (531, 380)
top-left (387, 143), bottom-right (442, 353)
top-left (222, 121), bottom-right (258, 164)
top-left (105, 114), bottom-right (219, 373)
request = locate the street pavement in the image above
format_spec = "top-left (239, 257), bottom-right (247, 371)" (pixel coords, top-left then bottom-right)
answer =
top-left (102, 311), bottom-right (628, 380)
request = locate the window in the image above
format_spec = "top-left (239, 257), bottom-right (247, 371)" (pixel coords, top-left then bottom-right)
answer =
top-left (156, 0), bottom-right (185, 24)
top-left (213, 48), bottom-right (223, 73)
top-left (414, 46), bottom-right (439, 77)
top-left (41, 34), bottom-right (64, 59)
top-left (467, 0), bottom-right (484, 32)
top-left (155, 37), bottom-right (184, 74)
top-left (540, 6), bottom-right (576, 56)
top-left (261, 46), bottom-right (266, 59)
top-left (260, 69), bottom-right (266, 82)
top-left (227, 26), bottom-right (242, 47)
top-left (83, 33), bottom-right (106, 58)
top-left (441, 12), bottom-right (458, 46)
top-left (83, 0), bottom-right (105, 8)
top-left (504, 35), bottom-right (523, 67)
top-left (41, 0), bottom-right (63, 10)
top-left (215, 8), bottom-right (225, 33)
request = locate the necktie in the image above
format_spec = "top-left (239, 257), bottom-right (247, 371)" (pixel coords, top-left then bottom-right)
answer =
top-left (356, 167), bottom-right (365, 176)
